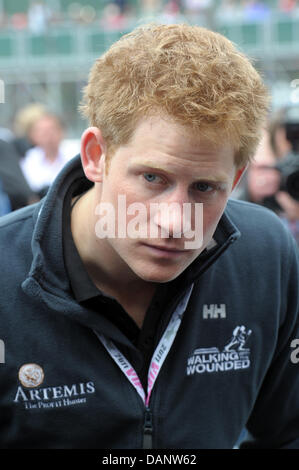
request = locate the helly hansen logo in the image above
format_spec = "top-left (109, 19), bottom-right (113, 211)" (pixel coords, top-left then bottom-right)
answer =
top-left (203, 304), bottom-right (226, 319)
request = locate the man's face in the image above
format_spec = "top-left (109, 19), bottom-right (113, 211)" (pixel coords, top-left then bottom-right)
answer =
top-left (94, 116), bottom-right (238, 283)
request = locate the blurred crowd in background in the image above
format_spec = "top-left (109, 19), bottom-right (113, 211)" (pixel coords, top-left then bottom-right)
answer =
top-left (0, 103), bottom-right (78, 212)
top-left (0, 0), bottom-right (298, 247)
top-left (0, 0), bottom-right (299, 33)
top-left (233, 105), bottom-right (299, 246)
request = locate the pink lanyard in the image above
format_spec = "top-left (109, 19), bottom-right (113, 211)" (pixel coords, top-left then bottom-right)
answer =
top-left (96, 285), bottom-right (193, 407)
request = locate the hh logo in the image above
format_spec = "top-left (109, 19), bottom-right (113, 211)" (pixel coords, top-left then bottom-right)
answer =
top-left (203, 304), bottom-right (226, 319)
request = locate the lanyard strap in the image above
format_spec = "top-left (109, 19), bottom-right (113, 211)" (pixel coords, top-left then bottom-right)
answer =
top-left (96, 285), bottom-right (194, 406)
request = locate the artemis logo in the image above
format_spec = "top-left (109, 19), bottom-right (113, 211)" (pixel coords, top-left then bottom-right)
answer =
top-left (290, 339), bottom-right (299, 364)
top-left (0, 339), bottom-right (4, 363)
top-left (14, 381), bottom-right (96, 410)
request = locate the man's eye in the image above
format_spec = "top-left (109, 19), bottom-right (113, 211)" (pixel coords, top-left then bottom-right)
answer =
top-left (194, 182), bottom-right (214, 192)
top-left (143, 173), bottom-right (162, 183)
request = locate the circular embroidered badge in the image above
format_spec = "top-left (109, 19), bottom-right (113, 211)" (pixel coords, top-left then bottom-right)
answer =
top-left (18, 363), bottom-right (44, 388)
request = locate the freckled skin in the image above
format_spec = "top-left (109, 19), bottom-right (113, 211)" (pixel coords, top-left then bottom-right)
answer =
top-left (84, 117), bottom-right (241, 285)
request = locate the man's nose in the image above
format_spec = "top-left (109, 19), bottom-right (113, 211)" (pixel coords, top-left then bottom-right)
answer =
top-left (151, 190), bottom-right (192, 238)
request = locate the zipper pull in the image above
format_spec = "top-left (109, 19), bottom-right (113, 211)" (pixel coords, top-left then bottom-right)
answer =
top-left (143, 407), bottom-right (153, 449)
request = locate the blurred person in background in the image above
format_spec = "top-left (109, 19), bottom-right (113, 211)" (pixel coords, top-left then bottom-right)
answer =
top-left (183, 0), bottom-right (215, 27)
top-left (0, 104), bottom-right (45, 210)
top-left (237, 106), bottom-right (299, 246)
top-left (243, 0), bottom-right (271, 21)
top-left (12, 102), bottom-right (47, 159)
top-left (20, 112), bottom-right (74, 197)
top-left (278, 0), bottom-right (298, 13)
top-left (234, 128), bottom-right (279, 203)
top-left (28, 0), bottom-right (52, 34)
top-left (0, 138), bottom-right (38, 211)
top-left (114, 0), bottom-right (130, 14)
top-left (268, 106), bottom-right (299, 245)
top-left (101, 2), bottom-right (129, 30)
top-left (215, 0), bottom-right (246, 21)
top-left (159, 0), bottom-right (185, 24)
top-left (141, 0), bottom-right (162, 15)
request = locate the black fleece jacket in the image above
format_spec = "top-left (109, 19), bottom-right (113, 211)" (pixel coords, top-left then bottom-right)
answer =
top-left (0, 156), bottom-right (298, 449)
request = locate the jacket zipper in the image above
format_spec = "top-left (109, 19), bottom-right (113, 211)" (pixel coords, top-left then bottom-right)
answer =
top-left (142, 407), bottom-right (153, 449)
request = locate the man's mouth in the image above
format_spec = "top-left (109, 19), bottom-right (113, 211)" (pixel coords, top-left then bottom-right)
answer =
top-left (141, 243), bottom-right (188, 257)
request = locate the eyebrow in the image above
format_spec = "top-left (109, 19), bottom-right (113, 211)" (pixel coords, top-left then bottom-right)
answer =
top-left (129, 162), bottom-right (230, 184)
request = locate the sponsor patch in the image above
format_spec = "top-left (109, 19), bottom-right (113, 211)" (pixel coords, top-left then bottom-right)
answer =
top-left (15, 365), bottom-right (96, 411)
top-left (187, 325), bottom-right (252, 375)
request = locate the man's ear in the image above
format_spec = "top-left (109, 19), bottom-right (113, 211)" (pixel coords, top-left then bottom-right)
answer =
top-left (232, 165), bottom-right (247, 191)
top-left (80, 127), bottom-right (106, 182)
